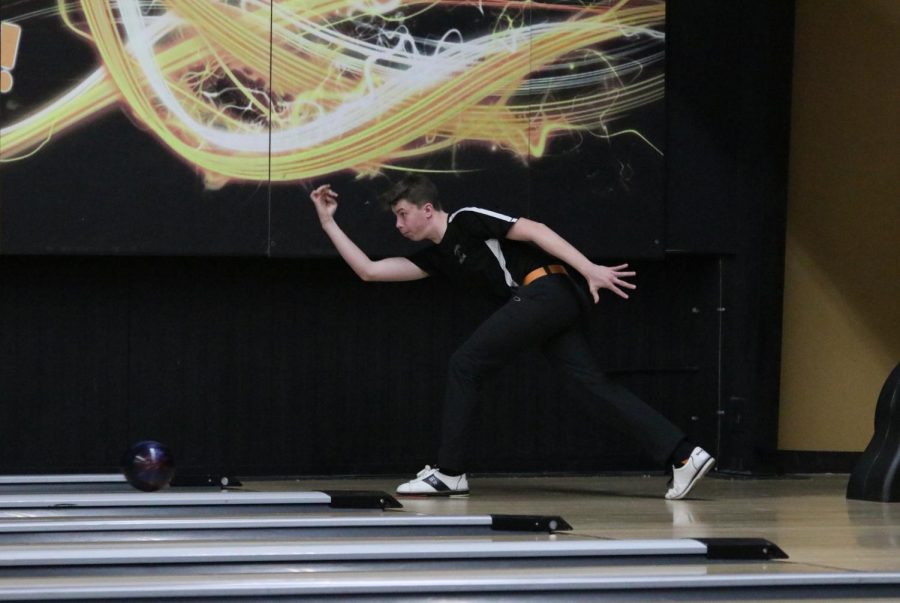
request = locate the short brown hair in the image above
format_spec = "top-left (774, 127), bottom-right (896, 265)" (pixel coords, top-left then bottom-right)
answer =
top-left (379, 174), bottom-right (441, 211)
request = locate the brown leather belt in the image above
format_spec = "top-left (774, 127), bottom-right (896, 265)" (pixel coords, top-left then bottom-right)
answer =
top-left (522, 264), bottom-right (567, 286)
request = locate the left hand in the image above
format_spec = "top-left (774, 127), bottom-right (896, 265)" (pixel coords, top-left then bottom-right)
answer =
top-left (584, 263), bottom-right (636, 303)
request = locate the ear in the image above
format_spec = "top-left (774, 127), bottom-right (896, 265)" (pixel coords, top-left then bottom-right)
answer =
top-left (423, 202), bottom-right (434, 217)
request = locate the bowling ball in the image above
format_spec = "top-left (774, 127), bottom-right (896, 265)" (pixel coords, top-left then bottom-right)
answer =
top-left (121, 440), bottom-right (175, 492)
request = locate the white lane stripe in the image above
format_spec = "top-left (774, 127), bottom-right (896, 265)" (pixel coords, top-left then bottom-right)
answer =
top-left (0, 491), bottom-right (332, 508)
top-left (4, 570), bottom-right (899, 599)
top-left (0, 514), bottom-right (494, 533)
top-left (0, 539), bottom-right (708, 566)
top-left (0, 474), bottom-right (124, 484)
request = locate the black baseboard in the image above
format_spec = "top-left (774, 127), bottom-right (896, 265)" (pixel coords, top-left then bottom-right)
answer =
top-left (778, 450), bottom-right (860, 474)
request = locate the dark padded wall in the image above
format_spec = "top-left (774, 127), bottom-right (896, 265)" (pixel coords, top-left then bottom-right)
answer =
top-left (0, 255), bottom-right (718, 475)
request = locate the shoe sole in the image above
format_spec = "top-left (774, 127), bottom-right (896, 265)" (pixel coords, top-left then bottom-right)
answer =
top-left (666, 458), bottom-right (715, 500)
top-left (396, 491), bottom-right (470, 498)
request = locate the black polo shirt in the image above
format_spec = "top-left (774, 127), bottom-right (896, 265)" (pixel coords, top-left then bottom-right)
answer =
top-left (407, 207), bottom-right (564, 302)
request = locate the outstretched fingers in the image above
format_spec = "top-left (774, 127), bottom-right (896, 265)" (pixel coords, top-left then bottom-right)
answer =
top-left (589, 263), bottom-right (638, 302)
top-left (610, 263), bottom-right (637, 294)
top-left (609, 263), bottom-right (636, 277)
top-left (607, 283), bottom-right (631, 300)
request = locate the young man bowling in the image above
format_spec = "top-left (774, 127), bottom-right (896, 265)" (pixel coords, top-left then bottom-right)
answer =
top-left (308, 174), bottom-right (715, 499)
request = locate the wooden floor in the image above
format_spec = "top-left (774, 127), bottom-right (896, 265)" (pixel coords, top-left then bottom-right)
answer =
top-left (253, 471), bottom-right (900, 596)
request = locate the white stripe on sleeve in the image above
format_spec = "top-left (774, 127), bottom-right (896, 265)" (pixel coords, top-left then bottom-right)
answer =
top-left (449, 207), bottom-right (517, 223)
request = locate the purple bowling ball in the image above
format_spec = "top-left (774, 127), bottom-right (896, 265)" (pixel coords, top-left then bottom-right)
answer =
top-left (121, 440), bottom-right (175, 492)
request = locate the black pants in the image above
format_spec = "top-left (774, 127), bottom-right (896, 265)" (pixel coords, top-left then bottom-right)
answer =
top-left (437, 274), bottom-right (686, 471)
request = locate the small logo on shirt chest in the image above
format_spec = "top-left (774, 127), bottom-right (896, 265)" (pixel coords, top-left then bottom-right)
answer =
top-left (453, 244), bottom-right (467, 265)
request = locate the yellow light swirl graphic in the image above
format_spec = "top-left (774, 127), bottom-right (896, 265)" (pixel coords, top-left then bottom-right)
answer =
top-left (0, 0), bottom-right (664, 187)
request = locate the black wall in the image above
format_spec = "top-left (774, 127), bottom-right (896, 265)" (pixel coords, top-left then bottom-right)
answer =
top-left (0, 1), bottom-right (795, 476)
top-left (0, 255), bottom-right (719, 475)
top-left (666, 0), bottom-right (795, 472)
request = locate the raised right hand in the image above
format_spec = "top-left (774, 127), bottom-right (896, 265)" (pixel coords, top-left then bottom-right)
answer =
top-left (309, 184), bottom-right (339, 225)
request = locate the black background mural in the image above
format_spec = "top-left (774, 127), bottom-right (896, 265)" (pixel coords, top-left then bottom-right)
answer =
top-left (2, 1), bottom-right (665, 258)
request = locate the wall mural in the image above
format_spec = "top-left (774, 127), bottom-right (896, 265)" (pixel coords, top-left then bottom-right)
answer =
top-left (0, 0), bottom-right (665, 257)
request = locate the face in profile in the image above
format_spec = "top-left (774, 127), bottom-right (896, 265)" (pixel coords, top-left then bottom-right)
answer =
top-left (392, 200), bottom-right (433, 241)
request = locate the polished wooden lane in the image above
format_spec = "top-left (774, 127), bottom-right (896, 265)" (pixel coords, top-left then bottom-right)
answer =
top-left (273, 472), bottom-right (900, 574)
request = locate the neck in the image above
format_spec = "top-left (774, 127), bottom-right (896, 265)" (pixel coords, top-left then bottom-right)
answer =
top-left (427, 211), bottom-right (449, 244)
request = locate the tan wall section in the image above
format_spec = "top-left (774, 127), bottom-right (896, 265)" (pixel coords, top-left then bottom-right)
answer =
top-left (779, 0), bottom-right (900, 451)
